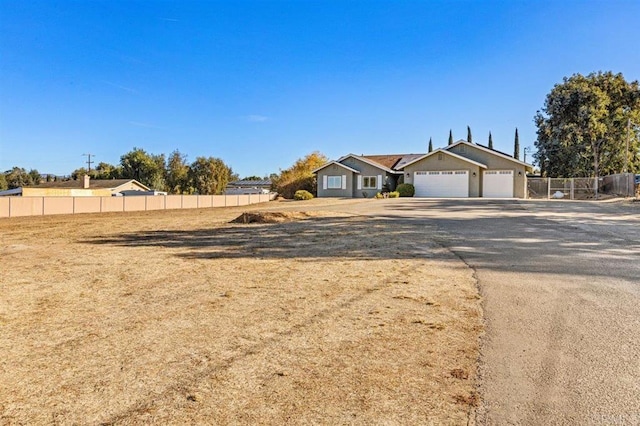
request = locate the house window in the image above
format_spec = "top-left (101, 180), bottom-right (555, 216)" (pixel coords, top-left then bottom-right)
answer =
top-left (362, 176), bottom-right (377, 189)
top-left (327, 176), bottom-right (342, 189)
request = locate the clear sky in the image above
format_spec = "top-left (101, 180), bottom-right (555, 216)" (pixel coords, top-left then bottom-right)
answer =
top-left (1, 0), bottom-right (639, 177)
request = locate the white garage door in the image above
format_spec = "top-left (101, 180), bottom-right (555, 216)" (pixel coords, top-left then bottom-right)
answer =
top-left (414, 171), bottom-right (469, 197)
top-left (483, 170), bottom-right (514, 198)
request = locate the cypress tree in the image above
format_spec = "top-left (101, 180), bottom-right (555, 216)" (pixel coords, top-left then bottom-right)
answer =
top-left (448, 129), bottom-right (453, 145)
top-left (467, 126), bottom-right (472, 143)
top-left (514, 128), bottom-right (520, 159)
top-left (488, 132), bottom-right (494, 149)
top-left (428, 137), bottom-right (433, 152)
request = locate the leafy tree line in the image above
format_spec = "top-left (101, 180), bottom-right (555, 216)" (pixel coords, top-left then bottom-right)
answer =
top-left (1, 148), bottom-right (238, 195)
top-left (271, 152), bottom-right (328, 198)
top-left (534, 71), bottom-right (640, 177)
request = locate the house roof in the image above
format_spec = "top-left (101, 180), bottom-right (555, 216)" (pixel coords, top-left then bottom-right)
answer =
top-left (22, 179), bottom-right (151, 190)
top-left (227, 179), bottom-right (271, 187)
top-left (312, 161), bottom-right (361, 174)
top-left (446, 140), bottom-right (534, 170)
top-left (0, 188), bottom-right (22, 196)
top-left (399, 148), bottom-right (488, 169)
top-left (336, 154), bottom-right (402, 174)
top-left (361, 154), bottom-right (425, 171)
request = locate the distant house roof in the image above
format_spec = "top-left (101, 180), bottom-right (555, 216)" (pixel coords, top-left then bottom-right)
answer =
top-left (22, 179), bottom-right (150, 190)
top-left (227, 179), bottom-right (272, 188)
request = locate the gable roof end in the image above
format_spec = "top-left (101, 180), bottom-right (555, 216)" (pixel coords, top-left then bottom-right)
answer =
top-left (336, 154), bottom-right (399, 174)
top-left (312, 161), bottom-right (361, 174)
top-left (398, 148), bottom-right (488, 170)
top-left (446, 140), bottom-right (533, 169)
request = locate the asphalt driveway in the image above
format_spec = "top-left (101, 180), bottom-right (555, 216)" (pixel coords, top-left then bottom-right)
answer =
top-left (338, 198), bottom-right (640, 425)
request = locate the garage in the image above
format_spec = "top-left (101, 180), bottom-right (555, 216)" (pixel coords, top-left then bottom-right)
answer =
top-left (483, 170), bottom-right (514, 198)
top-left (414, 170), bottom-right (469, 197)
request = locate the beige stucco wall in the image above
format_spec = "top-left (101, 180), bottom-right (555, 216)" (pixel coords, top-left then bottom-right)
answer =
top-left (0, 198), bottom-right (10, 218)
top-left (145, 196), bottom-right (165, 211)
top-left (197, 195), bottom-right (213, 208)
top-left (212, 195), bottom-right (226, 207)
top-left (182, 196), bottom-right (198, 209)
top-left (22, 188), bottom-right (111, 197)
top-left (165, 195), bottom-right (182, 209)
top-left (238, 195), bottom-right (250, 206)
top-left (74, 197), bottom-right (102, 214)
top-left (0, 194), bottom-right (276, 218)
top-left (43, 197), bottom-right (74, 215)
top-left (101, 197), bottom-right (125, 212)
top-left (123, 197), bottom-right (146, 212)
top-left (403, 154), bottom-right (482, 197)
top-left (8, 197), bottom-right (44, 217)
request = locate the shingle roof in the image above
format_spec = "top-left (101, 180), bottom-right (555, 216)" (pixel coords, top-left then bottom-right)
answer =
top-left (361, 154), bottom-right (425, 171)
top-left (25, 179), bottom-right (147, 189)
top-left (227, 179), bottom-right (272, 187)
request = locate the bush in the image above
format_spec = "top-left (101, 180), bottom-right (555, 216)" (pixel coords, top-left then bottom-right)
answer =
top-left (396, 183), bottom-right (415, 197)
top-left (388, 191), bottom-right (400, 198)
top-left (374, 192), bottom-right (384, 199)
top-left (294, 190), bottom-right (314, 200)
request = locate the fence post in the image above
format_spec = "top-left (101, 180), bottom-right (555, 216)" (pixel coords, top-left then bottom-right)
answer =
top-left (570, 179), bottom-right (574, 200)
top-left (547, 178), bottom-right (551, 199)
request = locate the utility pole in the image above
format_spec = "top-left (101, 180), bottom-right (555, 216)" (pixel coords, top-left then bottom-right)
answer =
top-left (625, 116), bottom-right (630, 173)
top-left (82, 153), bottom-right (94, 173)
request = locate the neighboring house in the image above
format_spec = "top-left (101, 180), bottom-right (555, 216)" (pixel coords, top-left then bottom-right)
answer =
top-left (0, 175), bottom-right (151, 197)
top-left (314, 140), bottom-right (534, 198)
top-left (225, 179), bottom-right (272, 195)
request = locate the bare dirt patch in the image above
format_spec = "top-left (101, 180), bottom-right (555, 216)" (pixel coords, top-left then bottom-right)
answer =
top-left (230, 211), bottom-right (327, 224)
top-left (0, 201), bottom-right (482, 424)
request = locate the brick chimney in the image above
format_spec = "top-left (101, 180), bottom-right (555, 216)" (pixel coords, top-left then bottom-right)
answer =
top-left (83, 175), bottom-right (90, 189)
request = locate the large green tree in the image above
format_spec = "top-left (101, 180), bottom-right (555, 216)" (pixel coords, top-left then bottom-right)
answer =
top-left (0, 173), bottom-right (7, 191)
top-left (488, 132), bottom-right (494, 149)
top-left (188, 156), bottom-right (232, 195)
top-left (165, 150), bottom-right (190, 194)
top-left (271, 151), bottom-right (328, 198)
top-left (448, 129), bottom-right (453, 145)
top-left (514, 128), bottom-right (520, 160)
top-left (4, 167), bottom-right (39, 189)
top-left (428, 137), bottom-right (433, 153)
top-left (120, 148), bottom-right (166, 190)
top-left (534, 71), bottom-right (640, 177)
top-left (467, 126), bottom-right (473, 143)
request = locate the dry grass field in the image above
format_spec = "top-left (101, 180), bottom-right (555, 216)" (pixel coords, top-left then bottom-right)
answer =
top-left (0, 200), bottom-right (482, 425)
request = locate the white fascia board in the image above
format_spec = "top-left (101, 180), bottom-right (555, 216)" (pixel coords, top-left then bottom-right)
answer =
top-left (399, 149), bottom-right (487, 169)
top-left (446, 140), bottom-right (534, 170)
top-left (312, 161), bottom-right (360, 174)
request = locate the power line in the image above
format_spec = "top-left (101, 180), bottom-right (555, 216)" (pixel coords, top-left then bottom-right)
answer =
top-left (82, 153), bottom-right (95, 173)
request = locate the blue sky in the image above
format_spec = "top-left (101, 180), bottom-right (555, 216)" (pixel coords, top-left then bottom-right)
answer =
top-left (1, 0), bottom-right (639, 177)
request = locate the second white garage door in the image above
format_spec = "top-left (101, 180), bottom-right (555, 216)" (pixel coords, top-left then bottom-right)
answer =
top-left (483, 170), bottom-right (514, 198)
top-left (414, 171), bottom-right (469, 197)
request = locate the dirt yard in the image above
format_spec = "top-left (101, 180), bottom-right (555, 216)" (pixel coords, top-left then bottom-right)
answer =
top-left (0, 200), bottom-right (482, 424)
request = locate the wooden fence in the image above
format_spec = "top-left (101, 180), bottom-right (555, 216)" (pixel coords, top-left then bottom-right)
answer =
top-left (0, 193), bottom-right (277, 218)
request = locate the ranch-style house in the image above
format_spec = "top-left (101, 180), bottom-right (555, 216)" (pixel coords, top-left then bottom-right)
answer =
top-left (313, 140), bottom-right (534, 198)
